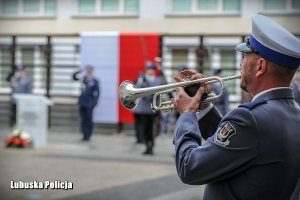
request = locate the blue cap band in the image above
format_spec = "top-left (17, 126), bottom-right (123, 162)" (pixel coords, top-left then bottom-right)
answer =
top-left (249, 35), bottom-right (300, 69)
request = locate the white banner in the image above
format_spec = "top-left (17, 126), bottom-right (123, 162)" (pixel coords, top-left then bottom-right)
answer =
top-left (80, 32), bottom-right (119, 123)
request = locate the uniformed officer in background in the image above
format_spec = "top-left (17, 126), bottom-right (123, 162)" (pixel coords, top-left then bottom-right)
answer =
top-left (6, 64), bottom-right (33, 125)
top-left (78, 65), bottom-right (100, 141)
top-left (171, 15), bottom-right (300, 199)
top-left (153, 60), bottom-right (168, 137)
top-left (134, 62), bottom-right (164, 155)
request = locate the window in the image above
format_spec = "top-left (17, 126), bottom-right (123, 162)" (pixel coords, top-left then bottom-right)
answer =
top-left (102, 0), bottom-right (119, 12)
top-left (198, 0), bottom-right (218, 10)
top-left (21, 47), bottom-right (34, 80)
top-left (172, 0), bottom-right (191, 12)
top-left (264, 0), bottom-right (286, 10)
top-left (1, 0), bottom-right (18, 14)
top-left (201, 47), bottom-right (241, 101)
top-left (293, 0), bottom-right (300, 9)
top-left (171, 49), bottom-right (188, 78)
top-left (223, 0), bottom-right (240, 12)
top-left (0, 0), bottom-right (57, 17)
top-left (78, 0), bottom-right (95, 13)
top-left (220, 49), bottom-right (237, 95)
top-left (172, 49), bottom-right (188, 67)
top-left (264, 0), bottom-right (300, 12)
top-left (170, 0), bottom-right (240, 14)
top-left (24, 0), bottom-right (39, 13)
top-left (77, 0), bottom-right (139, 15)
top-left (45, 0), bottom-right (57, 15)
top-left (125, 0), bottom-right (139, 13)
top-left (21, 47), bottom-right (34, 66)
top-left (0, 46), bottom-right (11, 88)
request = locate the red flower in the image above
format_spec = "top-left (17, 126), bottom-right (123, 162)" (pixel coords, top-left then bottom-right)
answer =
top-left (5, 135), bottom-right (32, 148)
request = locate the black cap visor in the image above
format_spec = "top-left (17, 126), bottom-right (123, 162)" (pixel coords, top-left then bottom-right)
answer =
top-left (235, 43), bottom-right (254, 53)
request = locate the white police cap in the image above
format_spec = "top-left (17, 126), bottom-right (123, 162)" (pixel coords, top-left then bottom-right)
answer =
top-left (85, 65), bottom-right (94, 71)
top-left (235, 15), bottom-right (300, 69)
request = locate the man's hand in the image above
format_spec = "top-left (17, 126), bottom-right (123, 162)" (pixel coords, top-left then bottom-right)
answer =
top-left (180, 69), bottom-right (206, 81)
top-left (172, 86), bottom-right (206, 113)
top-left (171, 70), bottom-right (210, 113)
top-left (174, 69), bottom-right (211, 94)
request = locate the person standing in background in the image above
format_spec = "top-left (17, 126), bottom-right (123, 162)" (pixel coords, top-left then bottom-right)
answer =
top-left (6, 64), bottom-right (33, 126)
top-left (134, 62), bottom-right (163, 155)
top-left (153, 60), bottom-right (168, 137)
top-left (78, 65), bottom-right (100, 141)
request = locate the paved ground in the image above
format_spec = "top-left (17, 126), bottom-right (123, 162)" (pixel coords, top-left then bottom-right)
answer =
top-left (0, 126), bottom-right (204, 200)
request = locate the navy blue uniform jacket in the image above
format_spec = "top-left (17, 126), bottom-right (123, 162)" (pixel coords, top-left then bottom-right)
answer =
top-left (79, 77), bottom-right (100, 108)
top-left (174, 88), bottom-right (300, 200)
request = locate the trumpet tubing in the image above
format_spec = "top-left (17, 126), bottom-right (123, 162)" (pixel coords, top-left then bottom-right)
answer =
top-left (119, 74), bottom-right (241, 112)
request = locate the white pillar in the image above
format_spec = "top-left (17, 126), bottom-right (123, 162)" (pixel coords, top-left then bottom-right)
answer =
top-left (187, 48), bottom-right (197, 69)
top-left (33, 46), bottom-right (43, 94)
top-left (163, 46), bottom-right (173, 83)
top-left (211, 48), bottom-right (221, 70)
top-left (16, 46), bottom-right (22, 65)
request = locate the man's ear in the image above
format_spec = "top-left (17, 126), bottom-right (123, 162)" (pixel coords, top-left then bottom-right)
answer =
top-left (256, 58), bottom-right (268, 77)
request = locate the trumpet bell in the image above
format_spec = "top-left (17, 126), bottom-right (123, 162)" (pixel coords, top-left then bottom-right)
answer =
top-left (119, 80), bottom-right (138, 110)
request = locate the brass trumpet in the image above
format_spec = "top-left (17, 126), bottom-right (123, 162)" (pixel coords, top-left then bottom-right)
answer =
top-left (119, 74), bottom-right (241, 112)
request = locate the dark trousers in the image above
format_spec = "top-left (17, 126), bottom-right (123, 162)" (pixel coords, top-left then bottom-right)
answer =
top-left (134, 113), bottom-right (144, 143)
top-left (139, 114), bottom-right (155, 153)
top-left (80, 106), bottom-right (94, 140)
top-left (153, 112), bottom-right (162, 137)
top-left (10, 103), bottom-right (17, 127)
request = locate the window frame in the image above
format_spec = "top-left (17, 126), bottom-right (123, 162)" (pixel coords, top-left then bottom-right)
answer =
top-left (167, 0), bottom-right (241, 16)
top-left (0, 0), bottom-right (57, 18)
top-left (74, 0), bottom-right (139, 17)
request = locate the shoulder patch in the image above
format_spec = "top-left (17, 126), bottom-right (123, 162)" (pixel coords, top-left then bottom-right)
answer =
top-left (238, 100), bottom-right (267, 110)
top-left (214, 121), bottom-right (236, 147)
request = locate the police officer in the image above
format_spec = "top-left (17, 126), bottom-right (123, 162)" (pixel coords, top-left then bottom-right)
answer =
top-left (6, 64), bottom-right (32, 125)
top-left (78, 65), bottom-right (100, 141)
top-left (7, 65), bottom-right (32, 94)
top-left (134, 62), bottom-right (163, 155)
top-left (172, 15), bottom-right (300, 199)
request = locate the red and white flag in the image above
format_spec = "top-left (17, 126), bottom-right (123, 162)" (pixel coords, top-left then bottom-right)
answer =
top-left (81, 32), bottom-right (160, 124)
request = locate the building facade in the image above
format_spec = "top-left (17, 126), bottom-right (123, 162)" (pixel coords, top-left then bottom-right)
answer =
top-left (0, 0), bottom-right (299, 125)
